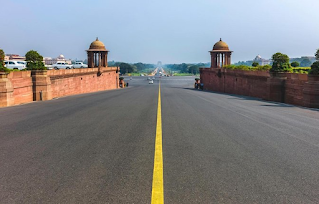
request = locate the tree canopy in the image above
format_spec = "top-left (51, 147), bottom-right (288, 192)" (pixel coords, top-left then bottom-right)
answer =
top-left (252, 62), bottom-right (259, 67)
top-left (0, 49), bottom-right (10, 72)
top-left (164, 63), bottom-right (206, 74)
top-left (25, 50), bottom-right (46, 70)
top-left (300, 58), bottom-right (312, 67)
top-left (118, 63), bottom-right (136, 74)
top-left (270, 52), bottom-right (292, 72)
top-left (291, 61), bottom-right (300, 67)
top-left (0, 49), bottom-right (5, 68)
top-left (309, 61), bottom-right (319, 75)
top-left (315, 49), bottom-right (319, 61)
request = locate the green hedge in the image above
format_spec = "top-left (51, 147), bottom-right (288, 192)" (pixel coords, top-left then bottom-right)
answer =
top-left (292, 67), bottom-right (310, 74)
top-left (223, 64), bottom-right (271, 71)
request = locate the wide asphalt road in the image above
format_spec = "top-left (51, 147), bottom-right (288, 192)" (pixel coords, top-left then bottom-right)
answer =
top-left (1, 76), bottom-right (319, 203)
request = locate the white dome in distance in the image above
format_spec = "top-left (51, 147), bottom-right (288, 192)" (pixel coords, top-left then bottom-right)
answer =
top-left (58, 54), bottom-right (65, 59)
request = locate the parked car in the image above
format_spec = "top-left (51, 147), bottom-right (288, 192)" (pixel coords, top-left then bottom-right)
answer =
top-left (73, 62), bottom-right (88, 68)
top-left (4, 60), bottom-right (26, 70)
top-left (52, 62), bottom-right (73, 69)
top-left (45, 65), bottom-right (54, 70)
top-left (149, 80), bottom-right (154, 84)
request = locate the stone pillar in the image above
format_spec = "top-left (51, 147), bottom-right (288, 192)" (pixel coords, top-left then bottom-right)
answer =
top-left (95, 53), bottom-right (98, 67)
top-left (217, 53), bottom-right (220, 68)
top-left (303, 75), bottom-right (319, 108)
top-left (101, 52), bottom-right (105, 67)
top-left (0, 73), bottom-right (14, 107)
top-left (98, 53), bottom-right (100, 67)
top-left (267, 72), bottom-right (287, 102)
top-left (210, 54), bottom-right (214, 68)
top-left (31, 70), bottom-right (52, 101)
top-left (221, 53), bottom-right (224, 67)
top-left (225, 53), bottom-right (228, 65)
top-left (88, 52), bottom-right (94, 68)
top-left (105, 52), bottom-right (108, 67)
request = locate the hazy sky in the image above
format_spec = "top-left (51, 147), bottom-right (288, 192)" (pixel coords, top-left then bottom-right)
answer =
top-left (1, 0), bottom-right (319, 64)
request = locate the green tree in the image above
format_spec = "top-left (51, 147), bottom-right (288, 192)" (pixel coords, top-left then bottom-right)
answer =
top-left (309, 61), bottom-right (319, 75)
top-left (270, 52), bottom-right (292, 72)
top-left (188, 65), bottom-right (199, 75)
top-left (0, 49), bottom-right (9, 72)
top-left (118, 62), bottom-right (136, 74)
top-left (291, 61), bottom-right (300, 67)
top-left (0, 49), bottom-right (5, 68)
top-left (252, 62), bottom-right (259, 67)
top-left (300, 58), bottom-right (312, 67)
top-left (315, 49), bottom-right (319, 61)
top-left (25, 50), bottom-right (46, 70)
top-left (180, 63), bottom-right (188, 73)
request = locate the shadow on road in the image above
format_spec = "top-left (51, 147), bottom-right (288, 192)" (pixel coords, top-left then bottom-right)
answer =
top-left (181, 88), bottom-right (319, 111)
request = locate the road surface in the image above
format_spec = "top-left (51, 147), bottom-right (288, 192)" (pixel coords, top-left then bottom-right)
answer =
top-left (1, 76), bottom-right (319, 203)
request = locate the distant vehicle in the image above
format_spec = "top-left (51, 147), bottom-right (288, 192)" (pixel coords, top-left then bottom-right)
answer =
top-left (152, 77), bottom-right (155, 80)
top-left (149, 80), bottom-right (154, 84)
top-left (4, 60), bottom-right (26, 70)
top-left (140, 74), bottom-right (144, 76)
top-left (52, 62), bottom-right (73, 69)
top-left (147, 77), bottom-right (151, 80)
top-left (73, 62), bottom-right (88, 68)
top-left (45, 65), bottom-right (53, 70)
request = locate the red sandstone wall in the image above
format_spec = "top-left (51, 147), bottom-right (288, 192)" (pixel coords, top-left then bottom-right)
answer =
top-left (200, 69), bottom-right (269, 99)
top-left (48, 67), bottom-right (118, 99)
top-left (7, 71), bottom-right (33, 105)
top-left (285, 73), bottom-right (308, 106)
top-left (200, 68), bottom-right (315, 107)
top-left (0, 67), bottom-right (119, 107)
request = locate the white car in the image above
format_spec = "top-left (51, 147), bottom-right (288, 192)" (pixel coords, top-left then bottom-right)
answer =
top-left (4, 61), bottom-right (26, 70)
top-left (73, 62), bottom-right (88, 68)
top-left (52, 62), bottom-right (73, 69)
top-left (149, 80), bottom-right (154, 84)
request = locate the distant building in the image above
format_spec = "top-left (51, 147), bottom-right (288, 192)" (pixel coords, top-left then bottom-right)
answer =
top-left (4, 56), bottom-right (9, 61)
top-left (6, 54), bottom-right (26, 61)
top-left (253, 55), bottom-right (271, 65)
top-left (44, 54), bottom-right (71, 65)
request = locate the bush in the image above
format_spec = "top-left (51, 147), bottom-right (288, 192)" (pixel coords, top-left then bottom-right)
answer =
top-left (224, 64), bottom-right (271, 71)
top-left (0, 49), bottom-right (10, 73)
top-left (0, 67), bottom-right (10, 72)
top-left (292, 67), bottom-right (310, 74)
top-left (252, 62), bottom-right (259, 67)
top-left (25, 50), bottom-right (46, 70)
top-left (291, 61), bottom-right (300, 67)
top-left (256, 64), bottom-right (271, 71)
top-left (309, 61), bottom-right (319, 75)
top-left (270, 52), bottom-right (292, 73)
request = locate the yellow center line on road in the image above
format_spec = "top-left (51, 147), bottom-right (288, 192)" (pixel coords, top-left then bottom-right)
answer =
top-left (151, 82), bottom-right (164, 204)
